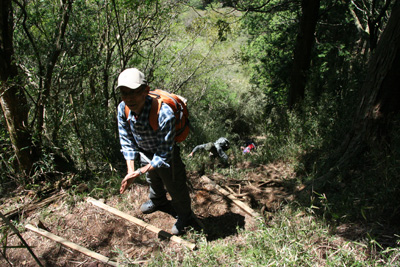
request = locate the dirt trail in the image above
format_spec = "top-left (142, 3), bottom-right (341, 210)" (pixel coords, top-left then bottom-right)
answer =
top-left (0, 161), bottom-right (298, 266)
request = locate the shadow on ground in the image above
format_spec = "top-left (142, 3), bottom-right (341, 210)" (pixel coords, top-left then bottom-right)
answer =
top-left (196, 212), bottom-right (245, 241)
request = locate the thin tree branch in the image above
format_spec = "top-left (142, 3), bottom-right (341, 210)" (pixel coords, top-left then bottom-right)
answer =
top-left (0, 212), bottom-right (43, 267)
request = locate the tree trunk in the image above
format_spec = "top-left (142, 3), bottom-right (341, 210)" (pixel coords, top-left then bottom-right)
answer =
top-left (288, 0), bottom-right (320, 109)
top-left (0, 0), bottom-right (34, 175)
top-left (323, 0), bottom-right (400, 177)
top-left (36, 0), bottom-right (73, 141)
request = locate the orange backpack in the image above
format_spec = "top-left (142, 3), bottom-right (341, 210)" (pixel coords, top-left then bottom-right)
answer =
top-left (124, 89), bottom-right (190, 143)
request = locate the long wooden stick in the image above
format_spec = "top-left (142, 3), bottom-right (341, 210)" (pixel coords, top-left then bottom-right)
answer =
top-left (201, 176), bottom-right (261, 218)
top-left (25, 224), bottom-right (118, 266)
top-left (0, 213), bottom-right (43, 266)
top-left (87, 197), bottom-right (196, 250)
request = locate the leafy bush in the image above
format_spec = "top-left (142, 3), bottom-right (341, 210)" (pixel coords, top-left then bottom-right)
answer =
top-left (0, 121), bottom-right (16, 194)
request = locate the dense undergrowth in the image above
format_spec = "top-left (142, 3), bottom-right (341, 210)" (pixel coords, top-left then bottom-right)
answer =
top-left (149, 209), bottom-right (399, 266)
top-left (1, 1), bottom-right (400, 266)
top-left (2, 96), bottom-right (400, 265)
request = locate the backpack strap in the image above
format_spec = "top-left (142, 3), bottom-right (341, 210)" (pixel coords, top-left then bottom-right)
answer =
top-left (124, 104), bottom-right (130, 120)
top-left (124, 91), bottom-right (173, 132)
top-left (149, 97), bottom-right (162, 131)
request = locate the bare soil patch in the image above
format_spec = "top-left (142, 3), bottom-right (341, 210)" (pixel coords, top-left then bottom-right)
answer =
top-left (1, 161), bottom-right (299, 266)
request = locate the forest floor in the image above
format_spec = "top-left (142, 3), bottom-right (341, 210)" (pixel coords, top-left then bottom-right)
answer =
top-left (0, 160), bottom-right (322, 266)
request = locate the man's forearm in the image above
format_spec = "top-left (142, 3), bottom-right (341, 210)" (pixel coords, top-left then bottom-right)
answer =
top-left (126, 160), bottom-right (135, 173)
top-left (126, 160), bottom-right (154, 174)
top-left (121, 161), bottom-right (154, 194)
top-left (192, 143), bottom-right (206, 154)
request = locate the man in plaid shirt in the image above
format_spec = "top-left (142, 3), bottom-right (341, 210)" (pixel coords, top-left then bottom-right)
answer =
top-left (117, 68), bottom-right (193, 235)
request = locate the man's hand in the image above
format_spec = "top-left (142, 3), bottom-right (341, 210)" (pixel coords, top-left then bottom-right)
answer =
top-left (119, 170), bottom-right (141, 194)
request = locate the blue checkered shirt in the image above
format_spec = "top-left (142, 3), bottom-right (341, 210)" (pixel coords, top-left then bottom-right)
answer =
top-left (117, 96), bottom-right (176, 168)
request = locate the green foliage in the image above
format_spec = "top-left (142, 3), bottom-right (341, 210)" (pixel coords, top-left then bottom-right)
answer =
top-left (188, 0), bottom-right (208, 10)
top-left (259, 90), bottom-right (342, 174)
top-left (0, 120), bottom-right (17, 194)
top-left (241, 0), bottom-right (367, 111)
top-left (241, 3), bottom-right (297, 107)
top-left (187, 0), bottom-right (217, 10)
top-left (0, 224), bottom-right (14, 266)
top-left (149, 6), bottom-right (263, 150)
top-left (309, 125), bottom-right (400, 227)
top-left (308, 1), bottom-right (366, 102)
top-left (2, 0), bottom-right (266, 184)
top-left (7, 0), bottom-right (183, 177)
top-left (1, 1), bottom-right (399, 265)
top-left (147, 206), bottom-right (393, 266)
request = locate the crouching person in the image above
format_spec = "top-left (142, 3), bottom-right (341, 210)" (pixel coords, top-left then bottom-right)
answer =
top-left (117, 68), bottom-right (193, 235)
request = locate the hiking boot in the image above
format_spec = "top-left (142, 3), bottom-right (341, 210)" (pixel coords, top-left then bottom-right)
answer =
top-left (140, 199), bottom-right (170, 214)
top-left (171, 214), bottom-right (193, 235)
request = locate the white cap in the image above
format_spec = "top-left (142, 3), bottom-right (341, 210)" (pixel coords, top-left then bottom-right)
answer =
top-left (117, 68), bottom-right (147, 90)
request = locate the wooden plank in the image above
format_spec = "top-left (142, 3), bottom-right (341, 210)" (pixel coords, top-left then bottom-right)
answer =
top-left (201, 176), bottom-right (261, 218)
top-left (87, 197), bottom-right (196, 250)
top-left (25, 224), bottom-right (118, 267)
top-left (1, 213), bottom-right (43, 266)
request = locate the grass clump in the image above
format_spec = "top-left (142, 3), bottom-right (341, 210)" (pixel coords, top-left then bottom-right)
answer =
top-left (146, 205), bottom-right (395, 267)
